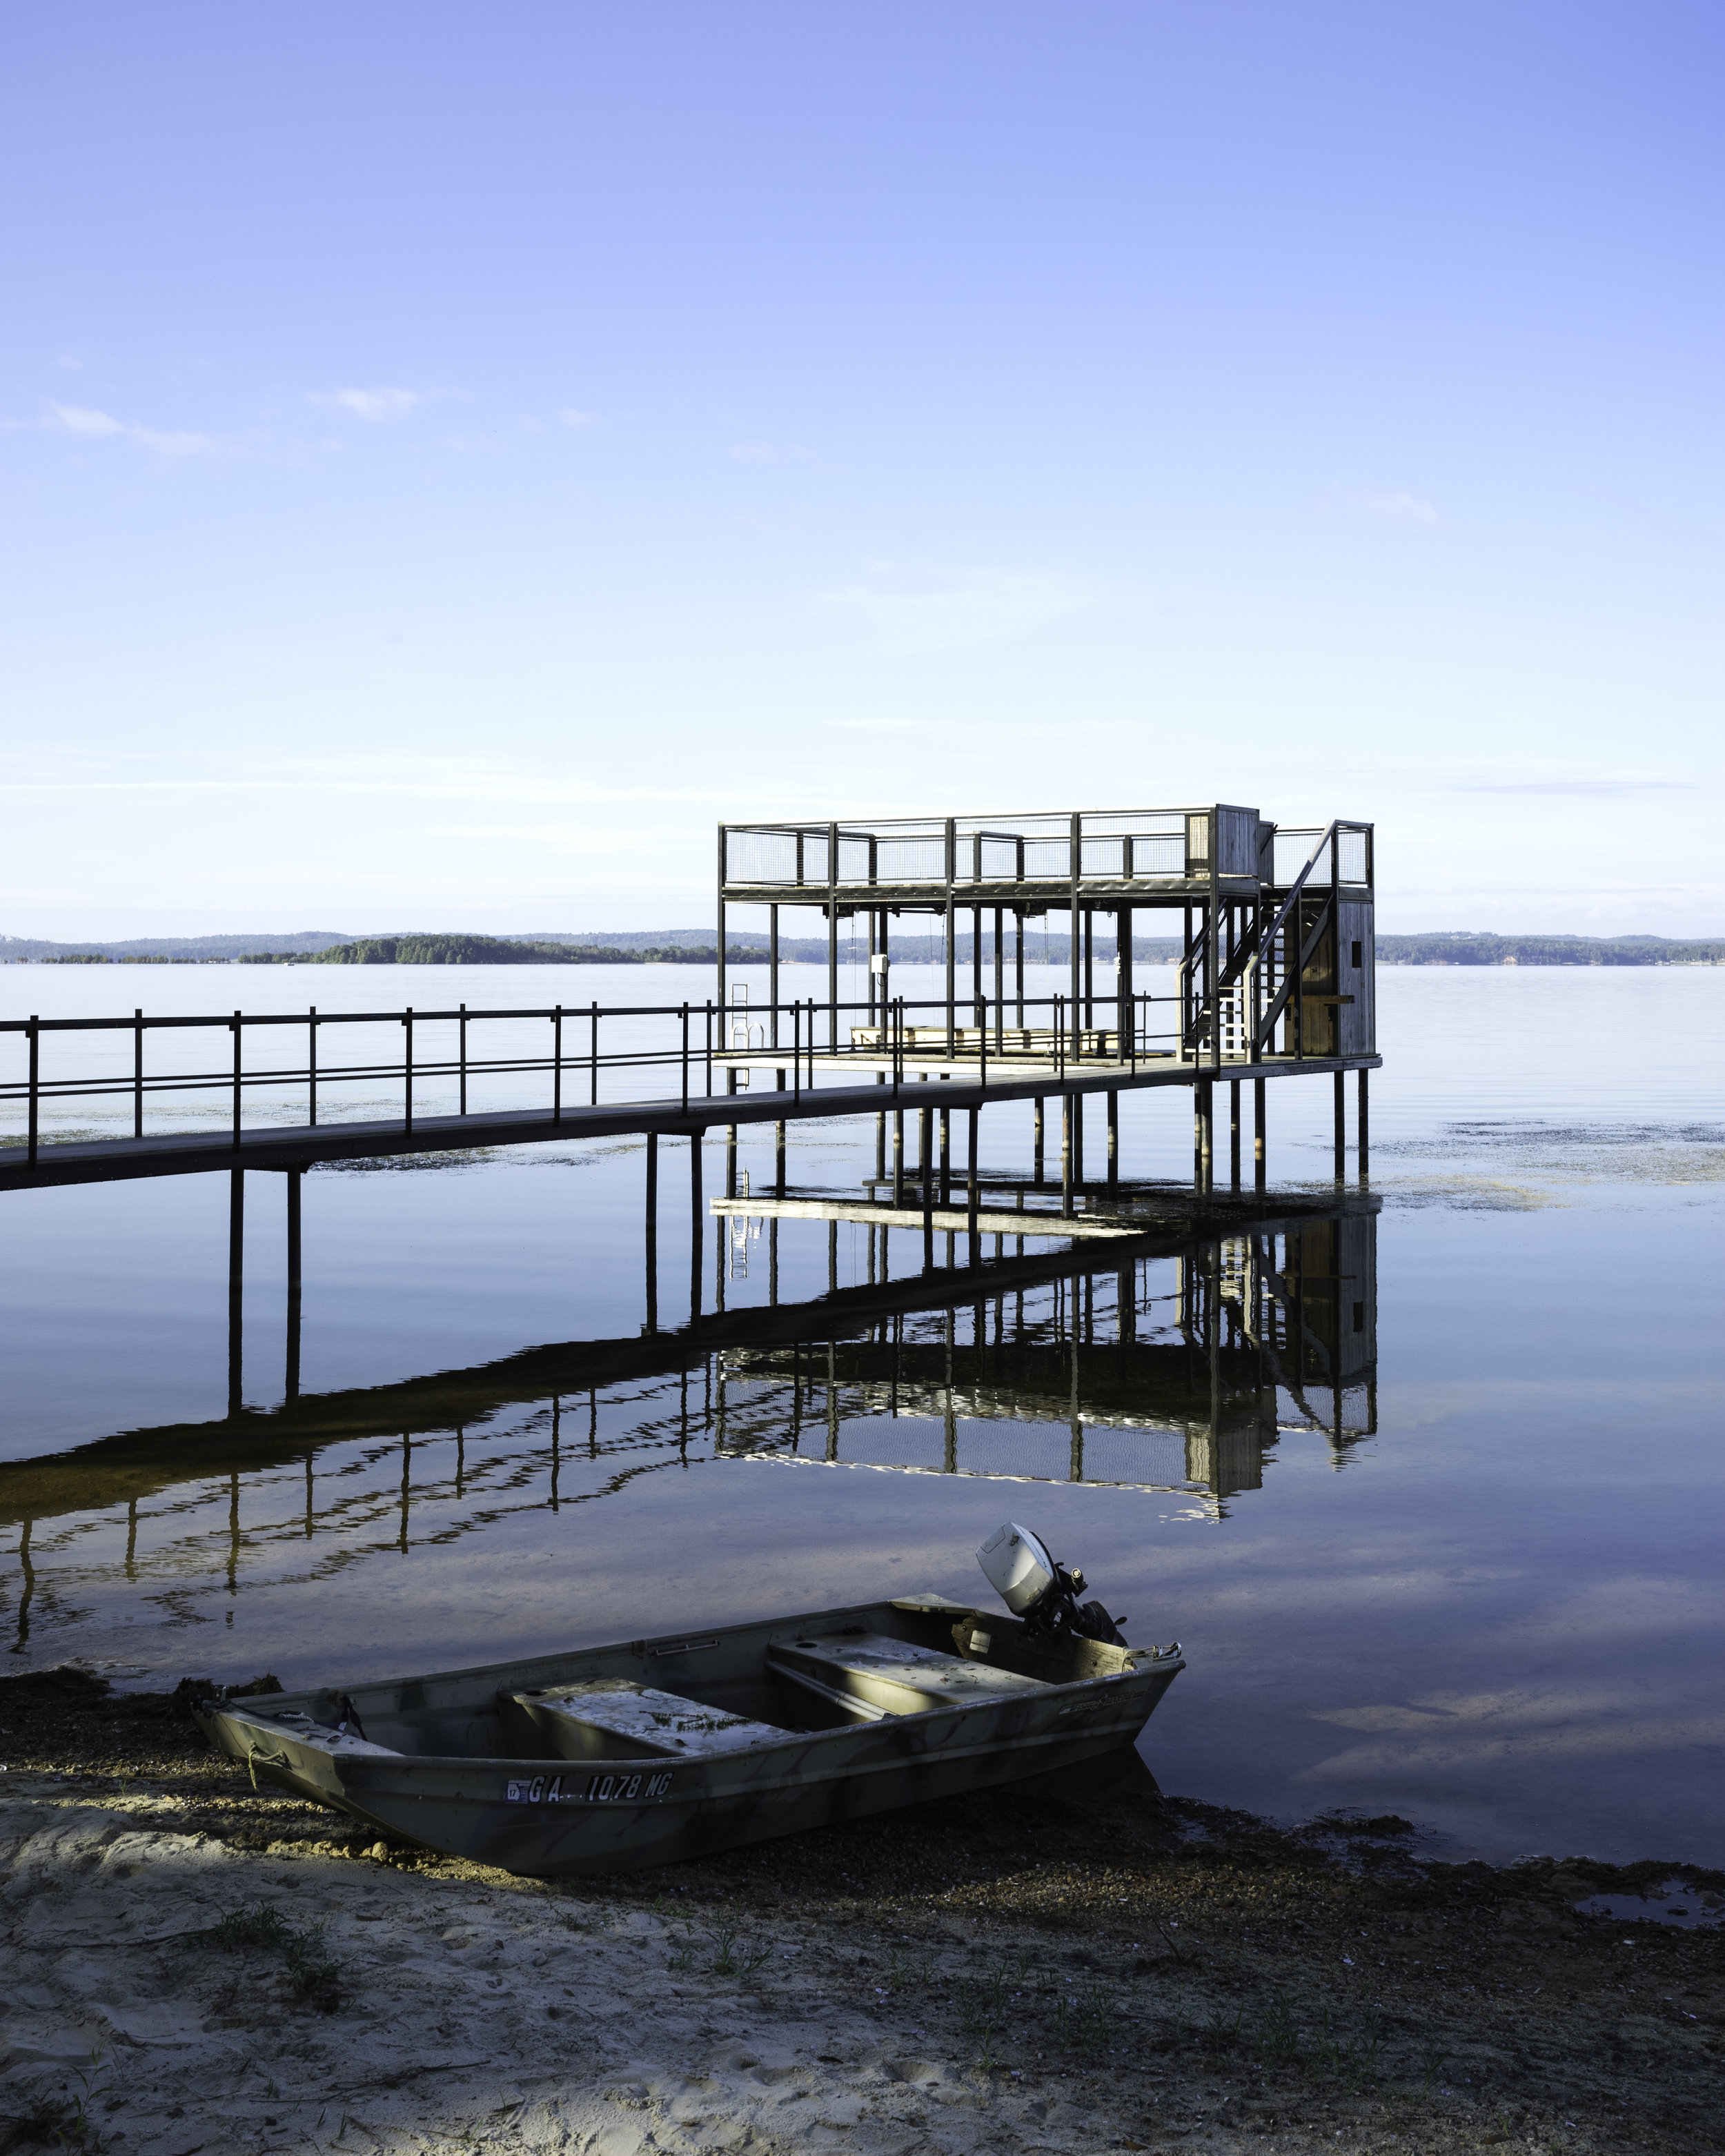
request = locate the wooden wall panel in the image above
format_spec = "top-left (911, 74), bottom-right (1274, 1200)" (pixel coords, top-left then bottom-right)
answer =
top-left (1338, 902), bottom-right (1375, 1055)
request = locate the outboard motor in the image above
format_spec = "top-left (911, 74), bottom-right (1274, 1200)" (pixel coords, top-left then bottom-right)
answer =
top-left (976, 1523), bottom-right (1127, 1647)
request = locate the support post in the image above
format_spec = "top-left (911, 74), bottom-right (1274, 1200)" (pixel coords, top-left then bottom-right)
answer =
top-left (967, 1105), bottom-right (980, 1258)
top-left (1015, 912), bottom-right (1025, 1026)
top-left (1358, 1068), bottom-right (1370, 1183)
top-left (1068, 813), bottom-right (1082, 1063)
top-left (945, 816), bottom-right (957, 1056)
top-left (1196, 1082), bottom-right (1214, 1195)
top-left (1254, 1077), bottom-right (1267, 1194)
top-left (1061, 1094), bottom-right (1074, 1217)
top-left (716, 827), bottom-right (728, 1036)
top-left (285, 1167), bottom-right (302, 1403)
top-left (920, 1105), bottom-right (935, 1270)
top-left (943, 1310), bottom-right (956, 1472)
top-left (644, 1134), bottom-right (658, 1332)
top-left (769, 904), bottom-right (780, 1048)
top-left (893, 1107), bottom-right (905, 1206)
top-left (939, 1105), bottom-right (951, 1204)
top-left (689, 1132), bottom-right (702, 1333)
top-left (227, 1169), bottom-right (244, 1418)
top-left (1334, 1069), bottom-right (1346, 1184)
top-left (1106, 1089), bottom-right (1118, 1190)
top-left (827, 849), bottom-right (839, 1055)
top-left (1033, 1095), bottom-right (1044, 1184)
top-left (1230, 1081), bottom-right (1241, 1192)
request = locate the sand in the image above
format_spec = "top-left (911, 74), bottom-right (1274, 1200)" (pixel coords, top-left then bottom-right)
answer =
top-left (1, 1670), bottom-right (1721, 2156)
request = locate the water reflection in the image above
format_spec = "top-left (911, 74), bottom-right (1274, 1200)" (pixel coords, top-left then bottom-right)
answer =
top-left (0, 1198), bottom-right (1374, 1663)
top-left (715, 1209), bottom-right (1376, 1507)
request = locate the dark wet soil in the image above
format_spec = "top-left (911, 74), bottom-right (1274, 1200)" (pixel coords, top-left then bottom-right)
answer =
top-left (6, 1665), bottom-right (1722, 2153)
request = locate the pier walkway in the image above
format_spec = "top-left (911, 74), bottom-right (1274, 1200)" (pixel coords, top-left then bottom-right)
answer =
top-left (0, 1051), bottom-right (1376, 1194)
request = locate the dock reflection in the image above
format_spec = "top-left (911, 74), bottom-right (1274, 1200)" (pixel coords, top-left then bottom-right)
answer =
top-left (0, 1196), bottom-right (1377, 1663)
top-left (713, 1208), bottom-right (1376, 1509)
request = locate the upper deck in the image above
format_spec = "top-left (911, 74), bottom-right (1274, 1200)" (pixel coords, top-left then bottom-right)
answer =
top-left (718, 805), bottom-right (1373, 912)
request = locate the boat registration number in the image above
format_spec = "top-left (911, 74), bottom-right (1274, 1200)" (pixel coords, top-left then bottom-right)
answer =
top-left (505, 1771), bottom-right (675, 1806)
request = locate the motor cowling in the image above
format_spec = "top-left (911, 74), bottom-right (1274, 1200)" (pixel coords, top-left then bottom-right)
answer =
top-left (976, 1523), bottom-right (1127, 1646)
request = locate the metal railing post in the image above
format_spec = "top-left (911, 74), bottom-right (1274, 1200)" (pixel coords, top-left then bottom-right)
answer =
top-left (705, 1000), bottom-right (713, 1097)
top-left (680, 1004), bottom-right (689, 1116)
top-left (26, 1017), bottom-right (38, 1165)
top-left (232, 1011), bottom-right (243, 1148)
top-left (133, 1009), bottom-right (144, 1140)
top-left (404, 1007), bottom-right (414, 1129)
top-left (590, 1001), bottom-right (599, 1107)
top-left (553, 1004), bottom-right (564, 1123)
top-left (457, 1003), bottom-right (466, 1116)
top-left (309, 1007), bottom-right (318, 1126)
top-left (792, 1000), bottom-right (801, 1101)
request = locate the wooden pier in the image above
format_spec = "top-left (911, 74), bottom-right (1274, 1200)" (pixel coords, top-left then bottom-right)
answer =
top-left (2, 802), bottom-right (1378, 1198)
top-left (1, 800), bottom-right (1381, 1418)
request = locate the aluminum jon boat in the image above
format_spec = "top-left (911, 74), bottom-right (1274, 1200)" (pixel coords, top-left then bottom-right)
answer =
top-left (195, 1524), bottom-right (1183, 1877)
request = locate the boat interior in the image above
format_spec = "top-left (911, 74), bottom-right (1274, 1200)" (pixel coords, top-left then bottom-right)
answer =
top-left (217, 1596), bottom-right (1152, 1766)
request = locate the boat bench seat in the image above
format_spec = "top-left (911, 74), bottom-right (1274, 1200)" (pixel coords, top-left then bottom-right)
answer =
top-left (228, 1705), bottom-right (400, 1758)
top-left (767, 1631), bottom-right (1047, 1721)
top-left (506, 1679), bottom-right (789, 1763)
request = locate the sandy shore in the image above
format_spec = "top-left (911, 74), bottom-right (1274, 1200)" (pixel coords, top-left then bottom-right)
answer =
top-left (1, 1669), bottom-right (1721, 2156)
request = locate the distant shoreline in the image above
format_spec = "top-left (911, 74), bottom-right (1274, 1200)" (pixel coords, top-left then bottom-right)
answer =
top-left (3, 929), bottom-right (1722, 967)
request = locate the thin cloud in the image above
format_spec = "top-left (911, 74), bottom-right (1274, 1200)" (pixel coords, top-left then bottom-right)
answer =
top-left (49, 404), bottom-right (123, 437)
top-left (1455, 779), bottom-right (1693, 797)
top-left (309, 386), bottom-right (425, 422)
top-left (1332, 483), bottom-right (1440, 526)
top-left (820, 564), bottom-right (1099, 653)
top-left (44, 404), bottom-right (222, 458)
top-left (1366, 489), bottom-right (1439, 524)
top-left (558, 407), bottom-right (598, 428)
top-left (0, 751), bottom-right (805, 811)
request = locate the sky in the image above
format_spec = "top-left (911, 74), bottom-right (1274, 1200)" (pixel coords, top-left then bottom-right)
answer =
top-left (2, 1), bottom-right (1721, 938)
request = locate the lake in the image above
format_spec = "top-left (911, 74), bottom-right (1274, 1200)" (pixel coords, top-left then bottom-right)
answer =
top-left (1, 960), bottom-right (1720, 1868)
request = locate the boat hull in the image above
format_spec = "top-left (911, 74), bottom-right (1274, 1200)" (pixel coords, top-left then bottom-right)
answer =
top-left (197, 1596), bottom-right (1182, 1876)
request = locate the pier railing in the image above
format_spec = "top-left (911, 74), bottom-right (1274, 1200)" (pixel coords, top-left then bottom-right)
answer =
top-left (0, 973), bottom-right (1368, 1160)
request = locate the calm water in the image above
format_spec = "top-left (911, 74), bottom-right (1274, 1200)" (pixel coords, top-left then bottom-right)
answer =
top-left (1, 963), bottom-right (1720, 1868)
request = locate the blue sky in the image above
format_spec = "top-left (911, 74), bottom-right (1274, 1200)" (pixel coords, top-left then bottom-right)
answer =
top-left (3, 1), bottom-right (1720, 936)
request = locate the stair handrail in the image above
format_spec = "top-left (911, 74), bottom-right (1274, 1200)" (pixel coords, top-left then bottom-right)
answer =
top-left (1179, 824), bottom-right (1336, 1056)
top-left (1242, 820), bottom-right (1341, 1054)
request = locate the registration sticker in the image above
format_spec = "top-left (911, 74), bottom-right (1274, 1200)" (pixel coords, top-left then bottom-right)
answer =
top-left (505, 1770), bottom-right (675, 1806)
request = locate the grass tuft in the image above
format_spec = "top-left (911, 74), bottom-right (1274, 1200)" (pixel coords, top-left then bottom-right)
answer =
top-left (208, 1900), bottom-right (343, 2012)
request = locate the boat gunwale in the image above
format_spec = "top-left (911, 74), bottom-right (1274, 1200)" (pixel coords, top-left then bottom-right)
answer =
top-left (200, 1593), bottom-right (1182, 1781)
top-left (208, 1659), bottom-right (1181, 1779)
